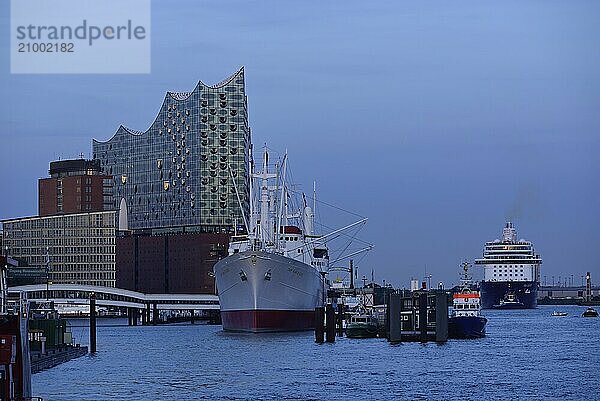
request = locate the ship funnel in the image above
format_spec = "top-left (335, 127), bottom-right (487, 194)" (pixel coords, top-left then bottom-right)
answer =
top-left (502, 221), bottom-right (516, 242)
top-left (303, 206), bottom-right (314, 236)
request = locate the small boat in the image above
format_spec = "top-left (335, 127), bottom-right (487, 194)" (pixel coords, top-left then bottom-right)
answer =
top-left (492, 292), bottom-right (525, 309)
top-left (582, 307), bottom-right (599, 317)
top-left (346, 313), bottom-right (379, 338)
top-left (449, 262), bottom-right (487, 339)
top-left (551, 311), bottom-right (568, 317)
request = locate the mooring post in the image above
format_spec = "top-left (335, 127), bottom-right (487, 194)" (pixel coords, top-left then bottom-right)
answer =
top-left (388, 293), bottom-right (401, 343)
top-left (152, 303), bottom-right (158, 325)
top-left (90, 292), bottom-right (97, 353)
top-left (315, 307), bottom-right (325, 343)
top-left (146, 303), bottom-right (151, 325)
top-left (132, 309), bottom-right (138, 326)
top-left (419, 292), bottom-right (428, 343)
top-left (337, 303), bottom-right (344, 337)
top-left (435, 291), bottom-right (448, 343)
top-left (127, 308), bottom-right (132, 326)
top-left (325, 304), bottom-right (336, 343)
top-left (190, 309), bottom-right (195, 325)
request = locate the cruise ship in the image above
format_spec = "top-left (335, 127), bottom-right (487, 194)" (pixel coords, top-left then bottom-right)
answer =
top-left (214, 147), bottom-right (367, 332)
top-left (475, 222), bottom-right (542, 309)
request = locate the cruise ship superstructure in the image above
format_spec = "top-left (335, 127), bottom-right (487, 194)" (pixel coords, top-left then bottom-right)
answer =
top-left (475, 222), bottom-right (542, 309)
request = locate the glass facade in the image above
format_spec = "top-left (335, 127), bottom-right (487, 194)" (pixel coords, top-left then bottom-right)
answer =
top-left (92, 68), bottom-right (250, 232)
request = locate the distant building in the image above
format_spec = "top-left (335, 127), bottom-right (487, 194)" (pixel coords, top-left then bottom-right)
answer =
top-left (92, 67), bottom-right (251, 233)
top-left (538, 286), bottom-right (600, 300)
top-left (2, 211), bottom-right (117, 287)
top-left (38, 158), bottom-right (112, 216)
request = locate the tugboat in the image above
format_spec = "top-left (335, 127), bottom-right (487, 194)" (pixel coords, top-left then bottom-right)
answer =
top-left (582, 307), bottom-right (599, 318)
top-left (493, 292), bottom-right (526, 309)
top-left (346, 311), bottom-right (379, 339)
top-left (448, 262), bottom-right (488, 339)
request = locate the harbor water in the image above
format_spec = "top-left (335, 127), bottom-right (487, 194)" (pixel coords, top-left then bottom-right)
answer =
top-left (33, 305), bottom-right (599, 401)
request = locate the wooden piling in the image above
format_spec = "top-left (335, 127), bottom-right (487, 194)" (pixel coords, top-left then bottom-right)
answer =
top-left (325, 304), bottom-right (336, 343)
top-left (90, 292), bottom-right (97, 353)
top-left (190, 309), bottom-right (195, 325)
top-left (315, 307), bottom-right (325, 343)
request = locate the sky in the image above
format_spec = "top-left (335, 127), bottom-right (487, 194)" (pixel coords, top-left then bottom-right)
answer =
top-left (1, 0), bottom-right (598, 287)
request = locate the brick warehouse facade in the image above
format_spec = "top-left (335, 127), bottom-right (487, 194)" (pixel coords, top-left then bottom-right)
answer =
top-left (116, 232), bottom-right (228, 294)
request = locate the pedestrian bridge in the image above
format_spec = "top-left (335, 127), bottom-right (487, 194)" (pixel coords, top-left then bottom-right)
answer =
top-left (7, 284), bottom-right (220, 311)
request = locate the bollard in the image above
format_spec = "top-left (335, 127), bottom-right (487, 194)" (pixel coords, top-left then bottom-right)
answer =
top-left (337, 303), bottom-right (344, 337)
top-left (325, 304), bottom-right (336, 343)
top-left (315, 307), bottom-right (325, 343)
top-left (90, 292), bottom-right (97, 353)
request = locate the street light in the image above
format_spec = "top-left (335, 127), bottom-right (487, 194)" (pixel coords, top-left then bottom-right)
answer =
top-left (45, 246), bottom-right (51, 301)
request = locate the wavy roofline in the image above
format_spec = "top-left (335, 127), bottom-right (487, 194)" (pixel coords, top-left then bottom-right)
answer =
top-left (92, 67), bottom-right (244, 144)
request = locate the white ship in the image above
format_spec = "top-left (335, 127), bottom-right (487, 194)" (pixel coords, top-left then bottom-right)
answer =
top-left (214, 147), bottom-right (367, 332)
top-left (475, 222), bottom-right (542, 309)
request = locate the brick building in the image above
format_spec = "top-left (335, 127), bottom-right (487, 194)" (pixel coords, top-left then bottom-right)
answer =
top-left (39, 158), bottom-right (112, 216)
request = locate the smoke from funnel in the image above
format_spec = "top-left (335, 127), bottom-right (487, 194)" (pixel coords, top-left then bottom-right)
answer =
top-left (506, 183), bottom-right (540, 222)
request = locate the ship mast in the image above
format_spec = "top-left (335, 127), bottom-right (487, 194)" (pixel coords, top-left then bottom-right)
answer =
top-left (276, 151), bottom-right (288, 253)
top-left (253, 145), bottom-right (276, 247)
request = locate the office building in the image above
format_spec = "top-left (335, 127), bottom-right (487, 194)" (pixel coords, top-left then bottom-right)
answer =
top-left (39, 158), bottom-right (112, 216)
top-left (2, 211), bottom-right (117, 287)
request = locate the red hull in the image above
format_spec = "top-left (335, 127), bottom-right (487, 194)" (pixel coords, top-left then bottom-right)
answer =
top-left (221, 310), bottom-right (315, 333)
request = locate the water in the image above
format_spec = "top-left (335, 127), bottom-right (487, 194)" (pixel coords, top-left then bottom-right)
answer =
top-left (32, 305), bottom-right (599, 401)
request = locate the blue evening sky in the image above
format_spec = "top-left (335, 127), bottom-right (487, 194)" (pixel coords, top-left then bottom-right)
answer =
top-left (1, 0), bottom-right (598, 286)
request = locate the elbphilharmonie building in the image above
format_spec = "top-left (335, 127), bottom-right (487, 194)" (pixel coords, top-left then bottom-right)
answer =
top-left (92, 67), bottom-right (250, 232)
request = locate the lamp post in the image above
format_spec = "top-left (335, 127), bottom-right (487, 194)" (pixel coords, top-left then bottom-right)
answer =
top-left (45, 246), bottom-right (51, 301)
